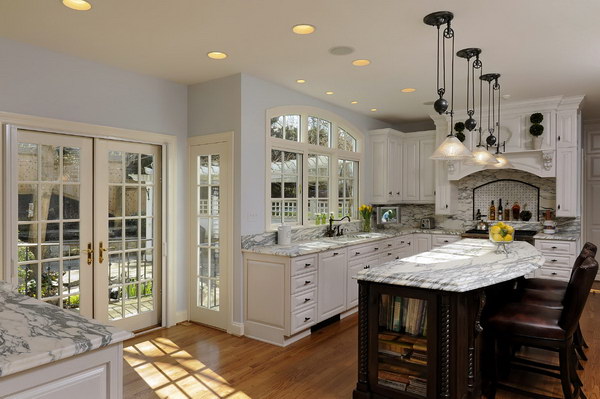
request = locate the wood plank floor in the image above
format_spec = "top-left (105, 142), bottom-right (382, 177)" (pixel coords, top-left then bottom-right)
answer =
top-left (124, 288), bottom-right (600, 399)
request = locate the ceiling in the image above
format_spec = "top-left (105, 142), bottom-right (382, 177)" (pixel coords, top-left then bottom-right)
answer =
top-left (1, 0), bottom-right (599, 124)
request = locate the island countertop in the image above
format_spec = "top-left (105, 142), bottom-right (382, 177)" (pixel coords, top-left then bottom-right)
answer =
top-left (356, 238), bottom-right (545, 292)
top-left (0, 282), bottom-right (133, 377)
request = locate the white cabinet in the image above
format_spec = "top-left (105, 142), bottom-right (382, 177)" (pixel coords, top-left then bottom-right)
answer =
top-left (534, 239), bottom-right (578, 281)
top-left (556, 110), bottom-right (579, 148)
top-left (419, 137), bottom-right (436, 202)
top-left (317, 249), bottom-right (348, 322)
top-left (402, 138), bottom-right (420, 202)
top-left (556, 147), bottom-right (579, 217)
top-left (413, 234), bottom-right (432, 254)
top-left (389, 135), bottom-right (403, 200)
top-left (347, 255), bottom-right (379, 308)
top-left (431, 234), bottom-right (461, 248)
top-left (370, 131), bottom-right (402, 203)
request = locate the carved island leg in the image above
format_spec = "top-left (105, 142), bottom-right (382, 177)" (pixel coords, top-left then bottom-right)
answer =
top-left (353, 281), bottom-right (371, 398)
top-left (441, 295), bottom-right (451, 399)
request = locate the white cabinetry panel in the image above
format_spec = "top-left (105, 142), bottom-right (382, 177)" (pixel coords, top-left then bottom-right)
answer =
top-left (317, 249), bottom-right (348, 322)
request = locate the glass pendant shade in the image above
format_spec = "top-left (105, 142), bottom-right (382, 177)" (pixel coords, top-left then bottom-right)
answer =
top-left (430, 136), bottom-right (474, 160)
top-left (465, 146), bottom-right (499, 165)
top-left (487, 154), bottom-right (513, 169)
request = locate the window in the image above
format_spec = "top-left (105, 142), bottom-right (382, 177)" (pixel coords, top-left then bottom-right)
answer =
top-left (267, 107), bottom-right (363, 228)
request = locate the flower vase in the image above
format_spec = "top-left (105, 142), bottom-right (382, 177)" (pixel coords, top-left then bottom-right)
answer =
top-left (532, 135), bottom-right (543, 150)
top-left (362, 217), bottom-right (371, 232)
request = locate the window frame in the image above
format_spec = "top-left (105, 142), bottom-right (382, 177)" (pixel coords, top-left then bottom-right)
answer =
top-left (266, 106), bottom-right (364, 230)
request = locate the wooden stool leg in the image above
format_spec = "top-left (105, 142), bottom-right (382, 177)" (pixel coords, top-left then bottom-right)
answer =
top-left (577, 324), bottom-right (589, 349)
top-left (559, 345), bottom-right (575, 399)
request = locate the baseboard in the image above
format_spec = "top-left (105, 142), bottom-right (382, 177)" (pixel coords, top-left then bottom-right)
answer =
top-left (228, 322), bottom-right (244, 336)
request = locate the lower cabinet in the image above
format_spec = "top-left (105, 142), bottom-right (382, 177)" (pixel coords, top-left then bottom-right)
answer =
top-left (534, 239), bottom-right (578, 281)
top-left (318, 249), bottom-right (348, 322)
top-left (413, 234), bottom-right (432, 253)
top-left (348, 255), bottom-right (380, 309)
top-left (431, 234), bottom-right (461, 248)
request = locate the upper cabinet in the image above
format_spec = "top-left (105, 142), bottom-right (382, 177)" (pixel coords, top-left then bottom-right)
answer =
top-left (368, 129), bottom-right (435, 204)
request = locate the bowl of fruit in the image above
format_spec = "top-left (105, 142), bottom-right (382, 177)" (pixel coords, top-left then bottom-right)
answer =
top-left (489, 222), bottom-right (514, 253)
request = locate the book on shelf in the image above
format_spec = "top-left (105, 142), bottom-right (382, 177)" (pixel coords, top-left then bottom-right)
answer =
top-left (406, 376), bottom-right (427, 396)
top-left (379, 295), bottom-right (428, 336)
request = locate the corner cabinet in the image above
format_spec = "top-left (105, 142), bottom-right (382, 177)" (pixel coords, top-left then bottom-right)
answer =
top-left (369, 129), bottom-right (435, 204)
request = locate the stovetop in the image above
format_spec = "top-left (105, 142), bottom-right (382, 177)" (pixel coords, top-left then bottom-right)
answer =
top-left (463, 229), bottom-right (538, 237)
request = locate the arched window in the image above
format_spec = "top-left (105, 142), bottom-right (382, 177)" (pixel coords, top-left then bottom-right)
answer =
top-left (266, 106), bottom-right (363, 228)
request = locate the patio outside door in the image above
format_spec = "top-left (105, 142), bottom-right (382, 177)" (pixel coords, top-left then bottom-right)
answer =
top-left (15, 129), bottom-right (162, 331)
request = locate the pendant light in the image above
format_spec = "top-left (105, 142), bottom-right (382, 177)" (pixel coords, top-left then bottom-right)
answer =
top-left (456, 48), bottom-right (481, 132)
top-left (480, 73), bottom-right (513, 168)
top-left (424, 11), bottom-right (473, 161)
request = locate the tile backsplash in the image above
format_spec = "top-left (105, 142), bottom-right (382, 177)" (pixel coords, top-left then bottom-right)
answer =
top-left (473, 179), bottom-right (540, 221)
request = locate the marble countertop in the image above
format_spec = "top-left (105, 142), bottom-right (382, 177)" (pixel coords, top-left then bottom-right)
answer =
top-left (0, 282), bottom-right (133, 377)
top-left (533, 231), bottom-right (580, 241)
top-left (356, 238), bottom-right (545, 292)
top-left (242, 228), bottom-right (464, 257)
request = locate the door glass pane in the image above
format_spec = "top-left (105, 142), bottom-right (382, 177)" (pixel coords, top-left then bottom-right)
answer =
top-left (109, 187), bottom-right (123, 217)
top-left (63, 147), bottom-right (81, 182)
top-left (125, 187), bottom-right (139, 216)
top-left (18, 184), bottom-right (37, 221)
top-left (109, 253), bottom-right (123, 285)
top-left (41, 145), bottom-right (60, 181)
top-left (63, 185), bottom-right (80, 220)
top-left (109, 151), bottom-right (124, 183)
top-left (140, 154), bottom-right (154, 184)
top-left (18, 143), bottom-right (38, 181)
top-left (39, 184), bottom-right (60, 220)
top-left (125, 153), bottom-right (140, 184)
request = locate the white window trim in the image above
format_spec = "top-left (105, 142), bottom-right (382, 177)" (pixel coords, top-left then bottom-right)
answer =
top-left (265, 106), bottom-right (365, 230)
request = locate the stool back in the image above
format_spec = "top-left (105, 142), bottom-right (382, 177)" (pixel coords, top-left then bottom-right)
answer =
top-left (570, 242), bottom-right (598, 275)
top-left (559, 257), bottom-right (599, 336)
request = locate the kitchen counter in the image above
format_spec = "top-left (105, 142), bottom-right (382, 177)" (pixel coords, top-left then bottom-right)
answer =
top-left (533, 231), bottom-right (580, 241)
top-left (356, 238), bottom-right (544, 292)
top-left (242, 228), bottom-right (462, 257)
top-left (0, 281), bottom-right (132, 377)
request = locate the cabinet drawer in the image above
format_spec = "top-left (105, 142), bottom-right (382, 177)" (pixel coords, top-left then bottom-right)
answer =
top-left (291, 306), bottom-right (317, 334)
top-left (349, 242), bottom-right (384, 259)
top-left (381, 238), bottom-right (398, 251)
top-left (291, 255), bottom-right (317, 276)
top-left (380, 250), bottom-right (403, 264)
top-left (291, 271), bottom-right (317, 294)
top-left (536, 240), bottom-right (577, 256)
top-left (537, 266), bottom-right (571, 281)
top-left (291, 289), bottom-right (317, 312)
top-left (431, 235), bottom-right (461, 248)
top-left (543, 254), bottom-right (573, 269)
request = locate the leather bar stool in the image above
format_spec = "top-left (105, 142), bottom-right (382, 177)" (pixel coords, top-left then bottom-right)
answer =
top-left (519, 244), bottom-right (597, 362)
top-left (484, 257), bottom-right (598, 399)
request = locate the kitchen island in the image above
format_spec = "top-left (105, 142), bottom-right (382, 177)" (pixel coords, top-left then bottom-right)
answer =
top-left (353, 239), bottom-right (544, 399)
top-left (0, 282), bottom-right (133, 398)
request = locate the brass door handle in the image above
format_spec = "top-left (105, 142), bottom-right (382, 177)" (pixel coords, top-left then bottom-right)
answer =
top-left (99, 241), bottom-right (107, 263)
top-left (84, 243), bottom-right (94, 265)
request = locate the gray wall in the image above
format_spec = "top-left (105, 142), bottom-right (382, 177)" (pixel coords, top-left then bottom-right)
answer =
top-left (0, 38), bottom-right (189, 321)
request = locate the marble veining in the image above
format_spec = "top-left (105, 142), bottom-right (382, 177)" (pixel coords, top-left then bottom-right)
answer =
top-left (0, 282), bottom-right (133, 377)
top-left (355, 239), bottom-right (544, 292)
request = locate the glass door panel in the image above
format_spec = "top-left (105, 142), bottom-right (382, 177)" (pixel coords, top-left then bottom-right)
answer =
top-left (16, 130), bottom-right (93, 316)
top-left (190, 141), bottom-right (230, 330)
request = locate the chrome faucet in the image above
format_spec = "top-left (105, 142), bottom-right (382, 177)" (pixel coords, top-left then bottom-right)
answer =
top-left (326, 215), bottom-right (351, 237)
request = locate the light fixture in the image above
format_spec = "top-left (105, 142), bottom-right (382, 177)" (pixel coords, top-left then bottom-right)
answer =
top-left (480, 73), bottom-right (512, 168)
top-left (352, 59), bottom-right (371, 67)
top-left (292, 24), bottom-right (316, 35)
top-left (207, 51), bottom-right (228, 60)
top-left (424, 11), bottom-right (473, 161)
top-left (296, 79), bottom-right (306, 84)
top-left (487, 154), bottom-right (513, 169)
top-left (370, 108), bottom-right (377, 112)
top-left (325, 91), bottom-right (334, 95)
top-left (401, 88), bottom-right (416, 93)
top-left (63, 0), bottom-right (91, 10)
top-left (351, 101), bottom-right (358, 104)
top-left (456, 48), bottom-right (482, 131)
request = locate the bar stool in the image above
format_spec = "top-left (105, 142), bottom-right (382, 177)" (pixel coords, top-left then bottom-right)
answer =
top-left (484, 257), bottom-right (598, 399)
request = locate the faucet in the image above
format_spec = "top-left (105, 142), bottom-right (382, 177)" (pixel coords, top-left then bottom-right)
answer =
top-left (326, 215), bottom-right (351, 237)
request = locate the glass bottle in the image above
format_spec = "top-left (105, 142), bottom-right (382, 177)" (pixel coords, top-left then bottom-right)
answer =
top-left (512, 201), bottom-right (521, 220)
top-left (498, 199), bottom-right (504, 221)
top-left (489, 200), bottom-right (496, 221)
top-left (504, 200), bottom-right (511, 221)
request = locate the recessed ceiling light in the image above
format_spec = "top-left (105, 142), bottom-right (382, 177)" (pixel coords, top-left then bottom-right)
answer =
top-left (352, 59), bottom-right (371, 67)
top-left (292, 24), bottom-right (316, 35)
top-left (325, 91), bottom-right (334, 95)
top-left (329, 46), bottom-right (354, 56)
top-left (401, 88), bottom-right (417, 93)
top-left (351, 101), bottom-right (358, 104)
top-left (62, 0), bottom-right (92, 10)
top-left (296, 79), bottom-right (306, 84)
top-left (207, 51), bottom-right (228, 60)
top-left (371, 108), bottom-right (377, 112)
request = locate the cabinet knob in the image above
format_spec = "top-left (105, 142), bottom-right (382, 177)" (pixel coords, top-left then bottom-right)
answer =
top-left (374, 247), bottom-right (379, 251)
top-left (444, 240), bottom-right (449, 243)
top-left (446, 204), bottom-right (449, 209)
top-left (304, 298), bottom-right (311, 302)
top-left (558, 136), bottom-right (561, 141)
top-left (401, 240), bottom-right (405, 244)
top-left (305, 263), bottom-right (312, 267)
top-left (304, 317), bottom-right (311, 322)
top-left (551, 259), bottom-right (557, 262)
top-left (551, 272), bottom-right (557, 276)
top-left (551, 246), bottom-right (557, 249)
top-left (304, 280), bottom-right (312, 285)
top-left (387, 252), bottom-right (392, 256)
top-left (388, 243), bottom-right (393, 247)
top-left (396, 192), bottom-right (400, 195)
top-left (408, 242), bottom-right (411, 245)
top-left (355, 251), bottom-right (361, 255)
top-left (333, 252), bottom-right (339, 256)
top-left (364, 265), bottom-right (370, 269)
top-left (396, 256), bottom-right (400, 260)
top-left (389, 191), bottom-right (393, 195)
top-left (558, 204), bottom-right (561, 210)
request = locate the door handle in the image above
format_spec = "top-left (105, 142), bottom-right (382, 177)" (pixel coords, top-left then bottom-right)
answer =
top-left (99, 241), bottom-right (107, 264)
top-left (84, 243), bottom-right (94, 265)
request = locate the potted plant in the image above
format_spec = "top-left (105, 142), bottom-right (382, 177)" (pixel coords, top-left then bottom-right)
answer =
top-left (454, 122), bottom-right (466, 143)
top-left (359, 204), bottom-right (373, 232)
top-left (529, 113), bottom-right (544, 150)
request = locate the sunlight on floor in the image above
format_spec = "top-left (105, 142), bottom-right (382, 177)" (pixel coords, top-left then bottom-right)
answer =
top-left (124, 337), bottom-right (252, 399)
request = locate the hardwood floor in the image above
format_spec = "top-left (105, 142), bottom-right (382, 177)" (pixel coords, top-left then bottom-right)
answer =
top-left (124, 288), bottom-right (600, 399)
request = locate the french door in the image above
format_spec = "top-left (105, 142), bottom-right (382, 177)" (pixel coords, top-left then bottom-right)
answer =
top-left (189, 140), bottom-right (231, 330)
top-left (15, 129), bottom-right (162, 331)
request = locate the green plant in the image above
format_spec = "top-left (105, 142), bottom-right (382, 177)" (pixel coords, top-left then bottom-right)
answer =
top-left (530, 124), bottom-right (544, 137)
top-left (530, 113), bottom-right (544, 124)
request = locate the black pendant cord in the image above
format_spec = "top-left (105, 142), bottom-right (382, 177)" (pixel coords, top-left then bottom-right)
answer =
top-left (437, 25), bottom-right (441, 97)
top-left (448, 23), bottom-right (455, 135)
top-left (495, 79), bottom-right (502, 154)
top-left (466, 58), bottom-right (471, 120)
top-left (487, 80), bottom-right (492, 136)
top-left (477, 63), bottom-right (484, 147)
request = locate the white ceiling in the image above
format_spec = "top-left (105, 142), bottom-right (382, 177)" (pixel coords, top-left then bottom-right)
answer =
top-left (1, 0), bottom-right (599, 124)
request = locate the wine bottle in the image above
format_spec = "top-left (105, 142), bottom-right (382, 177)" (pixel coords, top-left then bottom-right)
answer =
top-left (498, 199), bottom-right (503, 221)
top-left (504, 200), bottom-right (510, 221)
top-left (489, 200), bottom-right (496, 221)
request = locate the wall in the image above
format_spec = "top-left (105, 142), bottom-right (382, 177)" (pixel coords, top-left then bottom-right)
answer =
top-left (0, 38), bottom-right (189, 322)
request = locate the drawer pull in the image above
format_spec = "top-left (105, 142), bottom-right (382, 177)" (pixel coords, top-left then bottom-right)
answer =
top-left (304, 298), bottom-right (311, 302)
top-left (304, 317), bottom-right (311, 322)
top-left (551, 272), bottom-right (557, 276)
top-left (333, 252), bottom-right (339, 256)
top-left (304, 263), bottom-right (312, 267)
top-left (304, 280), bottom-right (312, 285)
top-left (444, 240), bottom-right (449, 243)
top-left (387, 252), bottom-right (392, 256)
top-left (388, 243), bottom-right (393, 247)
top-left (396, 256), bottom-right (400, 260)
top-left (408, 242), bottom-right (411, 245)
top-left (355, 251), bottom-right (361, 255)
top-left (364, 265), bottom-right (370, 269)
top-left (374, 247), bottom-right (379, 251)
top-left (551, 259), bottom-right (557, 262)
top-left (401, 240), bottom-right (405, 244)
top-left (551, 246), bottom-right (557, 249)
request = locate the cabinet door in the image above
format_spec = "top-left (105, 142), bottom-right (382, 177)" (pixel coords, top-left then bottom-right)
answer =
top-left (318, 250), bottom-right (348, 321)
top-left (347, 255), bottom-right (379, 309)
top-left (556, 147), bottom-right (578, 217)
top-left (389, 136), bottom-right (403, 200)
top-left (419, 138), bottom-right (435, 202)
top-left (371, 135), bottom-right (389, 203)
top-left (402, 139), bottom-right (420, 201)
top-left (413, 234), bottom-right (432, 254)
top-left (557, 110), bottom-right (578, 148)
